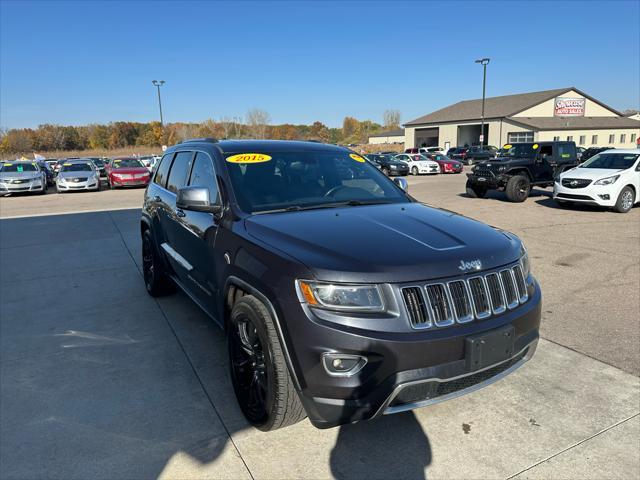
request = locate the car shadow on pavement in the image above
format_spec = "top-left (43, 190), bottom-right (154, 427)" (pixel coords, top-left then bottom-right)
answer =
top-left (330, 411), bottom-right (431, 480)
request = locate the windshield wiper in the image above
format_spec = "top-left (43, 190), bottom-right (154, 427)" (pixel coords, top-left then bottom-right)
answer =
top-left (253, 200), bottom-right (392, 214)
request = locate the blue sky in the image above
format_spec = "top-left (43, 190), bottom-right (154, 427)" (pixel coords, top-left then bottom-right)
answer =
top-left (1, 0), bottom-right (639, 129)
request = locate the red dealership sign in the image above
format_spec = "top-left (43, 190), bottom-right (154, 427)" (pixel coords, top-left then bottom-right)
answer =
top-left (554, 97), bottom-right (585, 117)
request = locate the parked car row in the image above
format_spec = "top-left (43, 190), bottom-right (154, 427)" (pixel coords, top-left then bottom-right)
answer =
top-left (0, 156), bottom-right (155, 196)
top-left (365, 152), bottom-right (464, 176)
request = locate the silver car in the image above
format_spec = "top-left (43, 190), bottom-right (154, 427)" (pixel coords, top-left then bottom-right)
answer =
top-left (0, 161), bottom-right (47, 195)
top-left (56, 160), bottom-right (101, 193)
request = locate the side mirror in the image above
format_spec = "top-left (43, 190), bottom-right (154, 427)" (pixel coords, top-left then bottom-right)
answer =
top-left (393, 177), bottom-right (409, 192)
top-left (176, 186), bottom-right (222, 214)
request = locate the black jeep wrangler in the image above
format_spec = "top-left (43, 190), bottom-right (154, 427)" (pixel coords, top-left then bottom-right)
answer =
top-left (141, 138), bottom-right (541, 430)
top-left (465, 141), bottom-right (578, 202)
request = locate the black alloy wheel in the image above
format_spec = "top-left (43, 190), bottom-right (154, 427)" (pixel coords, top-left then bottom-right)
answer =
top-left (229, 316), bottom-right (270, 425)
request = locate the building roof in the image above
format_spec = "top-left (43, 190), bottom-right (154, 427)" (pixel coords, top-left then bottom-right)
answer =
top-left (405, 87), bottom-right (623, 126)
top-left (507, 116), bottom-right (640, 131)
top-left (369, 128), bottom-right (405, 138)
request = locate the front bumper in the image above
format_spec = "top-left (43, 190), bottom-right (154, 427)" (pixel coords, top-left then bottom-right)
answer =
top-left (467, 173), bottom-right (504, 189)
top-left (0, 181), bottom-right (44, 193)
top-left (290, 280), bottom-right (542, 428)
top-left (553, 181), bottom-right (619, 207)
top-left (57, 179), bottom-right (100, 191)
top-left (110, 177), bottom-right (150, 187)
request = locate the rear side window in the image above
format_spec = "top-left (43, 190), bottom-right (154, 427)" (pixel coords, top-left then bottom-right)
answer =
top-left (557, 143), bottom-right (576, 160)
top-left (166, 151), bottom-right (193, 194)
top-left (154, 153), bottom-right (173, 187)
top-left (188, 152), bottom-right (220, 203)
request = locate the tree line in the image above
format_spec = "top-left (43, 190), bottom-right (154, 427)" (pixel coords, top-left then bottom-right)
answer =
top-left (0, 109), bottom-right (402, 155)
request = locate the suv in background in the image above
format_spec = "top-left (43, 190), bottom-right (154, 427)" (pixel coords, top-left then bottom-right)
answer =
top-left (141, 138), bottom-right (541, 431)
top-left (466, 141), bottom-right (578, 202)
top-left (464, 146), bottom-right (494, 165)
top-left (447, 147), bottom-right (469, 161)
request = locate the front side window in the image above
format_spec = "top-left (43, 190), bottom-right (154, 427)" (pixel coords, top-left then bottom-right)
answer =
top-left (166, 151), bottom-right (193, 194)
top-left (580, 153), bottom-right (639, 170)
top-left (224, 150), bottom-right (409, 214)
top-left (188, 152), bottom-right (219, 203)
top-left (558, 143), bottom-right (576, 159)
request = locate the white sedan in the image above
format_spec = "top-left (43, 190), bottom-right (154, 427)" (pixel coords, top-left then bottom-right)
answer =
top-left (554, 149), bottom-right (639, 213)
top-left (393, 154), bottom-right (440, 175)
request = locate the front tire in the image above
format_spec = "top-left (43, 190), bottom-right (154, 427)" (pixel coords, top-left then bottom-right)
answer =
top-left (142, 230), bottom-right (175, 296)
top-left (382, 167), bottom-right (390, 176)
top-left (411, 166), bottom-right (418, 176)
top-left (505, 175), bottom-right (531, 202)
top-left (614, 186), bottom-right (635, 213)
top-left (229, 296), bottom-right (306, 431)
top-left (465, 179), bottom-right (487, 198)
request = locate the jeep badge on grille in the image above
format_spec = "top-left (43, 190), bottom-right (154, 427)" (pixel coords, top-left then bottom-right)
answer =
top-left (458, 259), bottom-right (482, 272)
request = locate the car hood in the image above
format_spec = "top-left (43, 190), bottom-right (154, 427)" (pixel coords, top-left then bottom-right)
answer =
top-left (245, 203), bottom-right (522, 283)
top-left (0, 171), bottom-right (41, 180)
top-left (110, 167), bottom-right (149, 174)
top-left (560, 167), bottom-right (625, 180)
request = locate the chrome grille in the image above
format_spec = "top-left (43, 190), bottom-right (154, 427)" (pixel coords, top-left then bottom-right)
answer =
top-left (401, 287), bottom-right (430, 328)
top-left (425, 284), bottom-right (454, 327)
top-left (403, 262), bottom-right (528, 329)
top-left (562, 178), bottom-right (591, 189)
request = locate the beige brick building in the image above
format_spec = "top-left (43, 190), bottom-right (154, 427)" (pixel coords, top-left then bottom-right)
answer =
top-left (404, 87), bottom-right (640, 151)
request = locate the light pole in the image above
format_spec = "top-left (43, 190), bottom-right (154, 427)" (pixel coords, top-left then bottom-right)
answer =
top-left (152, 80), bottom-right (165, 126)
top-left (474, 58), bottom-right (490, 148)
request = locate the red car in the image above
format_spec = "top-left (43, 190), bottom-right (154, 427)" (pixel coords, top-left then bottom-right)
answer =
top-left (107, 157), bottom-right (151, 189)
top-left (426, 153), bottom-right (464, 174)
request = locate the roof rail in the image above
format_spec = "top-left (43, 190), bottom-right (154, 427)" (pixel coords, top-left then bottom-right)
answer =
top-left (179, 137), bottom-right (219, 144)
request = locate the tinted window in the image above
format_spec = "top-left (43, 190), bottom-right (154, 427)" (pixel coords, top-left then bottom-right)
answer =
top-left (166, 151), bottom-right (193, 194)
top-left (188, 152), bottom-right (219, 203)
top-left (154, 153), bottom-right (173, 187)
top-left (557, 143), bottom-right (576, 160)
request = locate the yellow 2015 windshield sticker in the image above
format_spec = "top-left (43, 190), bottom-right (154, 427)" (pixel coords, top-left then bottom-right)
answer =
top-left (114, 159), bottom-right (121, 163)
top-left (226, 153), bottom-right (272, 164)
top-left (3, 163), bottom-right (11, 166)
top-left (532, 143), bottom-right (539, 149)
top-left (63, 163), bottom-right (72, 166)
top-left (503, 144), bottom-right (512, 149)
top-left (349, 153), bottom-right (365, 163)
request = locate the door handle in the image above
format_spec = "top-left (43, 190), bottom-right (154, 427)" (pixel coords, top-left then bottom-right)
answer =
top-left (176, 208), bottom-right (186, 218)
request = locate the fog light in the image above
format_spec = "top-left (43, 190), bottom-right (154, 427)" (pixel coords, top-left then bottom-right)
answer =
top-left (322, 353), bottom-right (367, 377)
top-left (598, 194), bottom-right (610, 200)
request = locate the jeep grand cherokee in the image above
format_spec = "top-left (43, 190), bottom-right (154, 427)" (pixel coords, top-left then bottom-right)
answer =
top-left (141, 139), bottom-right (541, 430)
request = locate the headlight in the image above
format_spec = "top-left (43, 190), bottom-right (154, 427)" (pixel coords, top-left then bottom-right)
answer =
top-left (297, 281), bottom-right (384, 312)
top-left (520, 244), bottom-right (531, 278)
top-left (497, 166), bottom-right (507, 172)
top-left (390, 165), bottom-right (397, 169)
top-left (58, 177), bottom-right (66, 183)
top-left (594, 175), bottom-right (619, 186)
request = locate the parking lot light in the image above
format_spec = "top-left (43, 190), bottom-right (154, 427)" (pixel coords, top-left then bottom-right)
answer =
top-left (151, 80), bottom-right (165, 126)
top-left (474, 58), bottom-right (490, 148)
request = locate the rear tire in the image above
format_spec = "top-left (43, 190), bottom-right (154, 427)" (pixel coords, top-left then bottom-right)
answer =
top-left (505, 175), bottom-right (531, 202)
top-left (465, 180), bottom-right (487, 198)
top-left (142, 230), bottom-right (175, 297)
top-left (614, 186), bottom-right (635, 213)
top-left (229, 296), bottom-right (306, 431)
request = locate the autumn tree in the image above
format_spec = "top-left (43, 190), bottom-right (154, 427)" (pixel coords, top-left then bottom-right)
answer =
top-left (309, 121), bottom-right (330, 142)
top-left (383, 109), bottom-right (401, 129)
top-left (246, 108), bottom-right (271, 139)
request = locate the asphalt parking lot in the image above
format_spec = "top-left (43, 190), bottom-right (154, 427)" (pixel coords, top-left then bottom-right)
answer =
top-left (1, 172), bottom-right (638, 479)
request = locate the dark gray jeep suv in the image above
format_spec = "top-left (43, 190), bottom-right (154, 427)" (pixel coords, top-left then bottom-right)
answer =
top-left (141, 138), bottom-right (541, 430)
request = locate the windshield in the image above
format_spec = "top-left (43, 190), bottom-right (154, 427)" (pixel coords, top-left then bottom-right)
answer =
top-left (112, 159), bottom-right (144, 168)
top-left (224, 150), bottom-right (410, 214)
top-left (580, 153), bottom-right (639, 170)
top-left (502, 144), bottom-right (537, 158)
top-left (61, 163), bottom-right (93, 172)
top-left (1, 163), bottom-right (39, 173)
top-left (90, 159), bottom-right (104, 167)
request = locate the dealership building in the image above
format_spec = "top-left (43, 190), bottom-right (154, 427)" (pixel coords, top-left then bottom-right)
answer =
top-left (404, 87), bottom-right (640, 151)
top-left (368, 128), bottom-right (405, 145)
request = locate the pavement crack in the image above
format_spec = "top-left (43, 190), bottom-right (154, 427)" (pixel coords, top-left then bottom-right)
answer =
top-left (506, 413), bottom-right (640, 479)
